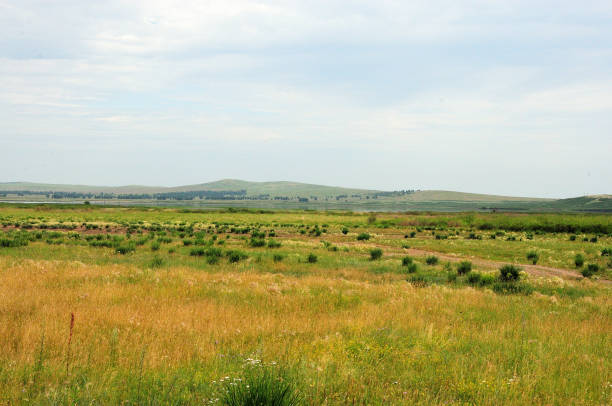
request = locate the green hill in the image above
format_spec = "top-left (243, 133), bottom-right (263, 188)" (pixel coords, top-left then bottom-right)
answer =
top-left (166, 179), bottom-right (378, 197)
top-left (0, 180), bottom-right (609, 212)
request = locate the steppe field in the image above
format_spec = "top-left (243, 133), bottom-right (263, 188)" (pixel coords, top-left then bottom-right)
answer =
top-left (0, 204), bottom-right (611, 405)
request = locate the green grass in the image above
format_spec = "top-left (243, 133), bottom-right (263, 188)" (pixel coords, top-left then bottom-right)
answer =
top-left (0, 205), bottom-right (610, 404)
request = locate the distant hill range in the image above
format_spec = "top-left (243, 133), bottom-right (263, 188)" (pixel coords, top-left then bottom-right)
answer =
top-left (0, 179), bottom-right (610, 212)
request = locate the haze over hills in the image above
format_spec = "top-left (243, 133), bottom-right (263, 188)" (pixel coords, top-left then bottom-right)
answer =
top-left (0, 179), bottom-right (610, 212)
top-left (0, 179), bottom-right (546, 200)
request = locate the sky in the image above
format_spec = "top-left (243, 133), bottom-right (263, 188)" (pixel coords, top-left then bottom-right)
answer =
top-left (1, 0), bottom-right (611, 198)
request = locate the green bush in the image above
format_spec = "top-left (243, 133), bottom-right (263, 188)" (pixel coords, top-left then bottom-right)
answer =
top-left (218, 366), bottom-right (302, 406)
top-left (456, 261), bottom-right (472, 275)
top-left (227, 250), bottom-right (248, 263)
top-left (601, 248), bottom-right (611, 256)
top-left (150, 256), bottom-right (164, 268)
top-left (250, 238), bottom-right (266, 247)
top-left (307, 253), bottom-right (317, 263)
top-left (574, 254), bottom-right (584, 268)
top-left (190, 247), bottom-right (206, 256)
top-left (407, 274), bottom-right (428, 287)
top-left (267, 239), bottom-right (282, 248)
top-left (581, 263), bottom-right (599, 278)
top-left (273, 254), bottom-right (285, 262)
top-left (182, 239), bottom-right (193, 246)
top-left (499, 264), bottom-right (521, 282)
top-left (356, 233), bottom-right (371, 241)
top-left (116, 243), bottom-right (135, 255)
top-left (402, 256), bottom-right (413, 266)
top-left (369, 248), bottom-right (383, 260)
top-left (425, 256), bottom-right (439, 266)
top-left (341, 227), bottom-right (349, 235)
top-left (150, 241), bottom-right (161, 251)
top-left (526, 251), bottom-right (539, 265)
top-left (466, 271), bottom-right (481, 285)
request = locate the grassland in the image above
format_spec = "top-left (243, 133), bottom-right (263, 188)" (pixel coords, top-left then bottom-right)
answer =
top-left (0, 205), bottom-right (611, 405)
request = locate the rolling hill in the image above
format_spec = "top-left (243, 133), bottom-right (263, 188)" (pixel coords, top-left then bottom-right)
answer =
top-left (0, 180), bottom-right (609, 212)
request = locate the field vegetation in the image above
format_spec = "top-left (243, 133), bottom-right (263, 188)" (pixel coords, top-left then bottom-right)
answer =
top-left (0, 204), bottom-right (610, 404)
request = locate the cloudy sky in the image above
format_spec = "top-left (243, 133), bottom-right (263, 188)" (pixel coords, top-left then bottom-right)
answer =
top-left (1, 0), bottom-right (611, 197)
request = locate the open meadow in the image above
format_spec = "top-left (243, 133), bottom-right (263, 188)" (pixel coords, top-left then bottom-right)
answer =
top-left (1, 204), bottom-right (611, 405)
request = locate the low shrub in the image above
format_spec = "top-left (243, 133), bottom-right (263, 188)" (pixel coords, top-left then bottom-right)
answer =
top-left (227, 250), bottom-right (248, 263)
top-left (407, 274), bottom-right (428, 287)
top-left (581, 263), bottom-right (599, 278)
top-left (307, 253), bottom-right (318, 263)
top-left (456, 261), bottom-right (472, 275)
top-left (356, 233), bottom-right (371, 241)
top-left (499, 264), bottom-right (521, 282)
top-left (574, 254), bottom-right (584, 268)
top-left (341, 227), bottom-right (349, 235)
top-left (190, 247), bottom-right (205, 256)
top-left (218, 366), bottom-right (302, 406)
top-left (150, 256), bottom-right (164, 268)
top-left (425, 256), bottom-right (439, 266)
top-left (267, 240), bottom-right (282, 248)
top-left (526, 251), bottom-right (539, 265)
top-left (466, 271), bottom-right (481, 285)
top-left (369, 248), bottom-right (383, 260)
top-left (250, 238), bottom-right (266, 247)
top-left (402, 256), bottom-right (413, 266)
top-left (273, 254), bottom-right (284, 262)
top-left (601, 248), bottom-right (611, 256)
top-left (116, 244), bottom-right (135, 255)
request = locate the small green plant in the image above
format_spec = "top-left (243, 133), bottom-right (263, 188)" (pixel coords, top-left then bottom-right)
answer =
top-left (369, 248), bottom-right (383, 260)
top-left (581, 263), bottom-right (599, 278)
top-left (268, 239), bottom-right (282, 248)
top-left (150, 241), bottom-right (161, 251)
top-left (499, 264), bottom-right (521, 282)
top-left (601, 248), bottom-right (611, 256)
top-left (341, 227), bottom-right (349, 235)
top-left (307, 253), bottom-right (317, 263)
top-left (526, 251), bottom-right (539, 265)
top-left (218, 365), bottom-right (302, 406)
top-left (574, 254), bottom-right (584, 268)
top-left (402, 256), bottom-right (413, 266)
top-left (492, 281), bottom-right (533, 295)
top-left (273, 254), bottom-right (284, 262)
top-left (227, 250), bottom-right (248, 263)
top-left (466, 271), bottom-right (482, 285)
top-left (456, 261), bottom-right (472, 275)
top-left (150, 256), bottom-right (164, 268)
top-left (356, 233), bottom-right (370, 241)
top-left (425, 256), bottom-right (439, 266)
top-left (190, 247), bottom-right (205, 256)
top-left (250, 238), bottom-right (266, 247)
top-left (116, 244), bottom-right (135, 255)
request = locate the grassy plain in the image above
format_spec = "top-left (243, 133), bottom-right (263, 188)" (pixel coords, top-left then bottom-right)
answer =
top-left (0, 205), bottom-right (611, 405)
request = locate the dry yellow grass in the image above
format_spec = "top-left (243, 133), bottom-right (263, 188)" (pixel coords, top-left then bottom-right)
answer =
top-left (1, 255), bottom-right (611, 404)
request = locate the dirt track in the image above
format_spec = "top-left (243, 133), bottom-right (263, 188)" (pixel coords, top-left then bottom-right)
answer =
top-left (400, 247), bottom-right (611, 284)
